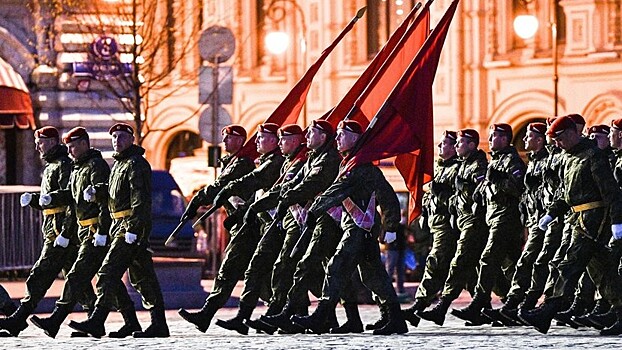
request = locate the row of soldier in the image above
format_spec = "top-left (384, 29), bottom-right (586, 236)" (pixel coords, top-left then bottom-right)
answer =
top-left (3, 112), bottom-right (622, 339)
top-left (402, 114), bottom-right (622, 336)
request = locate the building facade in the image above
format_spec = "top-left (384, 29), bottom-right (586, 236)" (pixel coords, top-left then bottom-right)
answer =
top-left (1, 0), bottom-right (621, 190)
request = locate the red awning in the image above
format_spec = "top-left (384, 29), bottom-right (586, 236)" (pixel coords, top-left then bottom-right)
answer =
top-left (0, 86), bottom-right (35, 129)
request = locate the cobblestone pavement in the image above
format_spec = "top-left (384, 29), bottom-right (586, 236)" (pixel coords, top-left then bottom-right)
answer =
top-left (3, 302), bottom-right (622, 349)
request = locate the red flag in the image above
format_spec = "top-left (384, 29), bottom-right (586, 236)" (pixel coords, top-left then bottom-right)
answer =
top-left (342, 0), bottom-right (460, 223)
top-left (237, 7), bottom-right (366, 159)
top-left (324, 1), bottom-right (427, 128)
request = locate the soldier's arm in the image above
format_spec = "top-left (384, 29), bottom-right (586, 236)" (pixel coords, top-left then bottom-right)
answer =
top-left (91, 159), bottom-right (112, 237)
top-left (281, 152), bottom-right (340, 208)
top-left (308, 167), bottom-right (360, 215)
top-left (495, 154), bottom-right (525, 198)
top-left (373, 168), bottom-right (401, 232)
top-left (592, 153), bottom-right (622, 223)
top-left (251, 188), bottom-right (281, 212)
top-left (226, 156), bottom-right (284, 197)
top-left (126, 159), bottom-right (150, 236)
top-left (57, 160), bottom-right (77, 239)
top-left (197, 157), bottom-right (255, 205)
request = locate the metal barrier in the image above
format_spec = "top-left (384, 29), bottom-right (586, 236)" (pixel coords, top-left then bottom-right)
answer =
top-left (0, 186), bottom-right (43, 272)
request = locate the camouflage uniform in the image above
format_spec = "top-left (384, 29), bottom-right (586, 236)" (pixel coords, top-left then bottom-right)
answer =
top-left (414, 155), bottom-right (461, 305)
top-left (0, 285), bottom-right (16, 317)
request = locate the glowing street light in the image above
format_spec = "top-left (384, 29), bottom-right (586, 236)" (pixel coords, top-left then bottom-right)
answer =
top-left (265, 31), bottom-right (290, 55)
top-left (513, 14), bottom-right (539, 40)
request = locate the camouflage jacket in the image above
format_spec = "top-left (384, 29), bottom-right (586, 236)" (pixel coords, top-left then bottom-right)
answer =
top-left (50, 148), bottom-right (112, 242)
top-left (542, 144), bottom-right (564, 207)
top-left (451, 149), bottom-right (488, 220)
top-left (428, 155), bottom-right (460, 229)
top-left (108, 144), bottom-right (152, 241)
top-left (309, 162), bottom-right (401, 233)
top-left (523, 147), bottom-right (549, 222)
top-left (548, 138), bottom-right (622, 224)
top-left (612, 149), bottom-right (622, 189)
top-left (480, 146), bottom-right (526, 223)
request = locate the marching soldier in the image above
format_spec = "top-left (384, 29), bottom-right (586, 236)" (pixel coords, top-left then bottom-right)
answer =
top-left (520, 115), bottom-right (622, 336)
top-left (68, 123), bottom-right (170, 338)
top-left (0, 126), bottom-right (92, 337)
top-left (215, 124), bottom-right (306, 334)
top-left (29, 127), bottom-right (135, 338)
top-left (402, 131), bottom-right (461, 325)
top-left (483, 122), bottom-right (549, 324)
top-left (178, 123), bottom-right (285, 332)
top-left (452, 123), bottom-right (526, 324)
top-left (290, 120), bottom-right (408, 336)
top-left (417, 129), bottom-right (489, 326)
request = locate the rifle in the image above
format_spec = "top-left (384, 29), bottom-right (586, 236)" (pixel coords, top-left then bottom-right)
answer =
top-left (165, 220), bottom-right (189, 247)
top-left (289, 219), bottom-right (316, 258)
top-left (192, 204), bottom-right (220, 228)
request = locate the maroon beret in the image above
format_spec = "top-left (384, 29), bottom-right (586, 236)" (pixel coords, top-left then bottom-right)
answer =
top-left (588, 124), bottom-right (610, 135)
top-left (611, 118), bottom-right (622, 131)
top-left (108, 122), bottom-right (134, 135)
top-left (278, 124), bottom-right (304, 137)
top-left (458, 129), bottom-right (479, 144)
top-left (443, 130), bottom-right (457, 141)
top-left (567, 114), bottom-right (586, 125)
top-left (63, 127), bottom-right (88, 144)
top-left (311, 119), bottom-right (335, 136)
top-left (337, 120), bottom-right (364, 134)
top-left (258, 123), bottom-right (280, 135)
top-left (34, 126), bottom-right (59, 139)
top-left (527, 122), bottom-right (547, 135)
top-left (547, 116), bottom-right (576, 137)
top-left (221, 124), bottom-right (247, 139)
top-left (490, 123), bottom-right (513, 137)
top-left (546, 117), bottom-right (557, 126)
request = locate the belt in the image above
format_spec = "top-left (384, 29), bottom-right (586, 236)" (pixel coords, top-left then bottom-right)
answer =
top-left (111, 209), bottom-right (133, 219)
top-left (42, 206), bottom-right (67, 216)
top-left (78, 217), bottom-right (99, 227)
top-left (571, 201), bottom-right (606, 213)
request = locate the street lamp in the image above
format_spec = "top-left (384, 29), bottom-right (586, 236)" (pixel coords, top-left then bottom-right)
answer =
top-left (264, 0), bottom-right (308, 125)
top-left (514, 0), bottom-right (559, 116)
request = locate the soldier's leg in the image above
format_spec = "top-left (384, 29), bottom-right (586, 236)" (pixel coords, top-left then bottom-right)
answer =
top-left (542, 217), bottom-right (574, 298)
top-left (506, 226), bottom-right (545, 303)
top-left (268, 222), bottom-right (301, 313)
top-left (0, 285), bottom-right (16, 317)
top-left (525, 219), bottom-right (563, 308)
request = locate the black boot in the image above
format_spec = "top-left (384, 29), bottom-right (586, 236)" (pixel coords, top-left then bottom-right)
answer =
top-left (0, 304), bottom-right (32, 337)
top-left (573, 299), bottom-right (611, 329)
top-left (215, 303), bottom-right (254, 335)
top-left (178, 302), bottom-right (217, 333)
top-left (67, 307), bottom-right (110, 338)
top-left (0, 301), bottom-right (17, 317)
top-left (30, 305), bottom-right (70, 338)
top-left (417, 296), bottom-right (452, 326)
top-left (373, 303), bottom-right (408, 335)
top-left (600, 308), bottom-right (622, 336)
top-left (246, 303), bottom-right (281, 335)
top-left (290, 301), bottom-right (331, 334)
top-left (260, 302), bottom-right (296, 329)
top-left (108, 307), bottom-right (141, 338)
top-left (451, 295), bottom-right (488, 324)
top-left (366, 303), bottom-right (389, 330)
top-left (517, 297), bottom-right (562, 334)
top-left (554, 295), bottom-right (587, 329)
top-left (589, 308), bottom-right (617, 330)
top-left (133, 307), bottom-right (169, 338)
top-left (482, 296), bottom-right (521, 327)
top-left (330, 303), bottom-right (363, 334)
top-left (401, 299), bottom-right (426, 327)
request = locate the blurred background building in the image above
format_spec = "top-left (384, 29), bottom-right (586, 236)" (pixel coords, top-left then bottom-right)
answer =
top-left (0, 0), bottom-right (621, 194)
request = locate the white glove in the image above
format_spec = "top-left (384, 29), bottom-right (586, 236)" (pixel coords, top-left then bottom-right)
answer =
top-left (538, 214), bottom-right (554, 231)
top-left (83, 185), bottom-right (96, 202)
top-left (125, 232), bottom-right (138, 244)
top-left (39, 194), bottom-right (52, 206)
top-left (54, 235), bottom-right (70, 248)
top-left (612, 224), bottom-right (622, 240)
top-left (384, 231), bottom-right (397, 244)
top-left (93, 233), bottom-right (107, 247)
top-left (20, 193), bottom-right (32, 207)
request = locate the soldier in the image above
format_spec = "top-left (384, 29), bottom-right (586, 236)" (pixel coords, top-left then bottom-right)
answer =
top-left (68, 123), bottom-right (169, 338)
top-left (589, 124), bottom-right (616, 164)
top-left (0, 126), bottom-right (93, 337)
top-left (402, 131), bottom-right (461, 325)
top-left (178, 123), bottom-right (285, 332)
top-left (215, 124), bottom-right (306, 334)
top-left (182, 125), bottom-right (255, 223)
top-left (28, 127), bottom-right (134, 338)
top-left (520, 115), bottom-right (622, 336)
top-left (290, 120), bottom-right (408, 336)
top-left (256, 120), bottom-right (344, 334)
top-left (483, 122), bottom-right (549, 324)
top-left (417, 129), bottom-right (489, 326)
top-left (452, 123), bottom-right (526, 324)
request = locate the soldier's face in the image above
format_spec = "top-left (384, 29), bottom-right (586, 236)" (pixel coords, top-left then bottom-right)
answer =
top-left (222, 134), bottom-right (244, 153)
top-left (67, 139), bottom-right (89, 159)
top-left (306, 127), bottom-right (327, 150)
top-left (111, 131), bottom-right (134, 153)
top-left (278, 134), bottom-right (301, 155)
top-left (256, 131), bottom-right (278, 154)
top-left (336, 129), bottom-right (359, 152)
top-left (589, 133), bottom-right (609, 150)
top-left (438, 136), bottom-right (456, 160)
top-left (552, 129), bottom-right (579, 150)
top-left (489, 131), bottom-right (507, 151)
top-left (35, 137), bottom-right (57, 155)
top-left (455, 136), bottom-right (475, 157)
top-left (523, 131), bottom-right (542, 152)
top-left (609, 128), bottom-right (622, 149)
